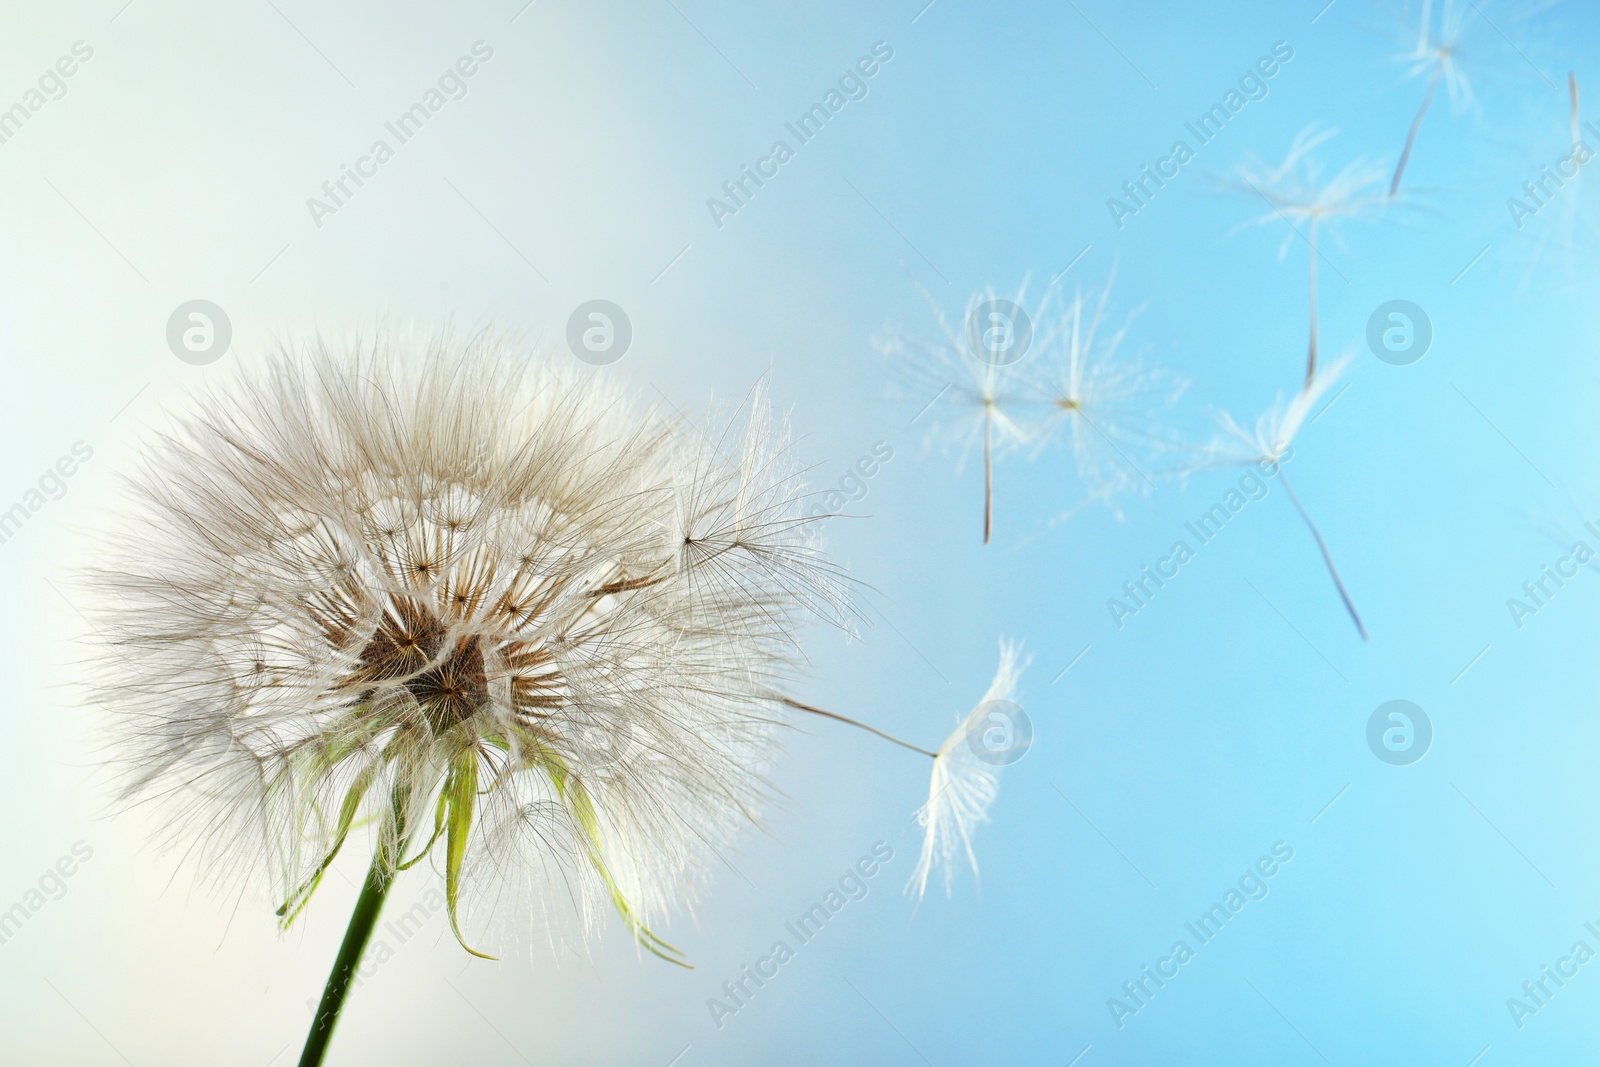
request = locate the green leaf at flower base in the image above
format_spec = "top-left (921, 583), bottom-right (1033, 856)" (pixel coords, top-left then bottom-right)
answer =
top-left (545, 759), bottom-right (690, 968)
top-left (396, 787), bottom-right (449, 871)
top-left (443, 752), bottom-right (497, 960)
top-left (276, 762), bottom-right (379, 929)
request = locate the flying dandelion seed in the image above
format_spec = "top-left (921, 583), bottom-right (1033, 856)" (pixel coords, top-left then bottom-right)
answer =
top-left (1385, 0), bottom-right (1563, 196)
top-left (1505, 72), bottom-right (1599, 290)
top-left (910, 639), bottom-right (1029, 899)
top-left (1390, 0), bottom-right (1477, 197)
top-left (878, 283), bottom-right (1047, 544)
top-left (783, 639), bottom-right (1029, 900)
top-left (1226, 126), bottom-right (1389, 390)
top-left (1026, 271), bottom-right (1188, 518)
top-left (1198, 354), bottom-right (1368, 640)
top-left (76, 332), bottom-right (854, 1065)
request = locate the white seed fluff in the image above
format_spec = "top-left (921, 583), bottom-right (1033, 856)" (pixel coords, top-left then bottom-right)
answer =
top-left (910, 640), bottom-right (1029, 900)
top-left (80, 333), bottom-right (848, 955)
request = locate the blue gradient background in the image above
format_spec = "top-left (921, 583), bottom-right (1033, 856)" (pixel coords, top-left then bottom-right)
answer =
top-left (3, 1), bottom-right (1600, 1063)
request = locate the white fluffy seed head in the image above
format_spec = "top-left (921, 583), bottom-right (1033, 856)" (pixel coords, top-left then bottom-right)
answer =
top-left (78, 330), bottom-right (850, 956)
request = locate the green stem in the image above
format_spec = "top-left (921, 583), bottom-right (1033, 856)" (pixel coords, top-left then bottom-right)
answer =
top-left (298, 848), bottom-right (394, 1067)
top-left (297, 775), bottom-right (415, 1067)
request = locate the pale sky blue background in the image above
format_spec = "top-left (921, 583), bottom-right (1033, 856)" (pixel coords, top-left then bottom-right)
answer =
top-left (3, 0), bottom-right (1600, 1064)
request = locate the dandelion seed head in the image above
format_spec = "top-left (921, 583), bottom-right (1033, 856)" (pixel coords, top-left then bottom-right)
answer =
top-left (1025, 272), bottom-right (1188, 509)
top-left (877, 281), bottom-right (1045, 469)
top-left (77, 330), bottom-right (849, 957)
top-left (882, 274), bottom-right (1187, 538)
top-left (1402, 0), bottom-right (1478, 108)
top-left (1228, 126), bottom-right (1390, 251)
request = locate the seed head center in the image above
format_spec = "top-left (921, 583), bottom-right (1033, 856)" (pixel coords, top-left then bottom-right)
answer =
top-left (355, 596), bottom-right (491, 730)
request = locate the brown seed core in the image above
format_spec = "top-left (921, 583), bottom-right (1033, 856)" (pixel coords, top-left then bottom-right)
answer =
top-left (354, 596), bottom-right (489, 731)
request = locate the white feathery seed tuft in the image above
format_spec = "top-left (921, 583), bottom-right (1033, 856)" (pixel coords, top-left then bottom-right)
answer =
top-left (1208, 353), bottom-right (1352, 467)
top-left (1025, 271), bottom-right (1188, 517)
top-left (909, 639), bottom-right (1029, 900)
top-left (877, 282), bottom-right (1045, 544)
